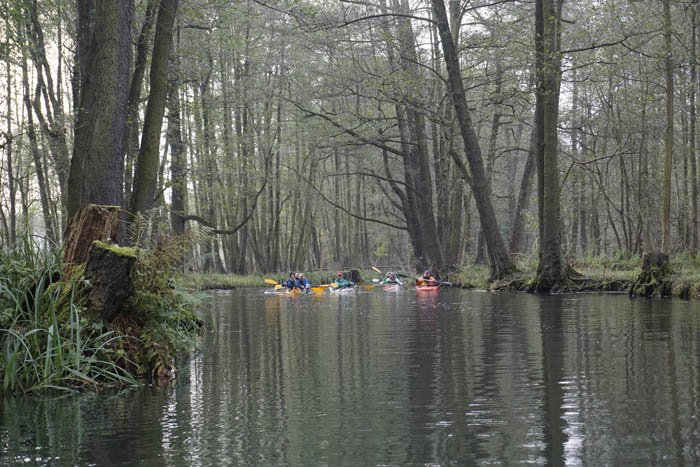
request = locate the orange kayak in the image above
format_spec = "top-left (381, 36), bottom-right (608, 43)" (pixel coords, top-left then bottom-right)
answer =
top-left (415, 285), bottom-right (439, 292)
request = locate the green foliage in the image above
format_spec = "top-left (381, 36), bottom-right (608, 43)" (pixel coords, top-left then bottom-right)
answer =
top-left (123, 235), bottom-right (203, 380)
top-left (0, 235), bottom-right (136, 394)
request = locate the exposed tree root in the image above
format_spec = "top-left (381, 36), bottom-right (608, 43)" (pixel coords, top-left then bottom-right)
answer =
top-left (629, 253), bottom-right (672, 297)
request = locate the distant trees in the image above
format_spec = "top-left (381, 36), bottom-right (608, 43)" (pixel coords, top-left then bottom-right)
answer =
top-left (1, 0), bottom-right (700, 282)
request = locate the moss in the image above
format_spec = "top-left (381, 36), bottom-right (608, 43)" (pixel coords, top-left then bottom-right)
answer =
top-left (92, 240), bottom-right (137, 259)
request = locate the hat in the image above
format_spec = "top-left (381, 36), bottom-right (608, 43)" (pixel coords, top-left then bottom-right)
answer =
top-left (424, 270), bottom-right (430, 275)
top-left (337, 272), bottom-right (343, 277)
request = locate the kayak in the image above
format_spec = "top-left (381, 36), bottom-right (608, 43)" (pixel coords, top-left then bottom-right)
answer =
top-left (383, 283), bottom-right (402, 292)
top-left (286, 288), bottom-right (302, 297)
top-left (329, 285), bottom-right (356, 294)
top-left (415, 285), bottom-right (439, 292)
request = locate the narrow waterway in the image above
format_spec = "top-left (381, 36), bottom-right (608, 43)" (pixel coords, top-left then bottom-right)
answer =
top-left (2, 288), bottom-right (700, 466)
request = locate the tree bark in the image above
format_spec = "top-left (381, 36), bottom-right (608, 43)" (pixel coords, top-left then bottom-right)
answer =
top-left (68, 1), bottom-right (133, 219)
top-left (510, 126), bottom-right (537, 257)
top-left (130, 0), bottom-right (179, 217)
top-left (531, 0), bottom-right (565, 292)
top-left (661, 0), bottom-right (673, 254)
top-left (167, 32), bottom-right (185, 235)
top-left (690, 0), bottom-right (698, 255)
top-left (123, 0), bottom-right (158, 204)
top-left (62, 205), bottom-right (121, 276)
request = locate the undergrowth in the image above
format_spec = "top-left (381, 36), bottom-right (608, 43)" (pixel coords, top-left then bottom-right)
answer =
top-left (117, 234), bottom-right (204, 380)
top-left (0, 235), bottom-right (136, 393)
top-left (0, 233), bottom-right (203, 394)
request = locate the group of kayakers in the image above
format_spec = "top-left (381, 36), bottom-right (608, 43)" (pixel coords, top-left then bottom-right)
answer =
top-left (283, 271), bottom-right (356, 291)
top-left (281, 269), bottom-right (438, 292)
top-left (284, 272), bottom-right (311, 291)
top-left (378, 270), bottom-right (435, 286)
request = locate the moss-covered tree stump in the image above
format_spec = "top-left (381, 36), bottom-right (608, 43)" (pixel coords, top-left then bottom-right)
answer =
top-left (84, 240), bottom-right (137, 322)
top-left (63, 205), bottom-right (121, 276)
top-left (629, 252), bottom-right (672, 297)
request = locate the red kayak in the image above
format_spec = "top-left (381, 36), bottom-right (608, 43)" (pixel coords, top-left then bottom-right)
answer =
top-left (415, 285), bottom-right (439, 292)
top-left (383, 283), bottom-right (402, 292)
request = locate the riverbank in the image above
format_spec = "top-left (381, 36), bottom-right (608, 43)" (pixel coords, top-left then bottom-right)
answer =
top-left (0, 236), bottom-right (203, 394)
top-left (179, 254), bottom-right (700, 299)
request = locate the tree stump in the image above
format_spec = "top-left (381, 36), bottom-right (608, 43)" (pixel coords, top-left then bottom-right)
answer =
top-left (84, 240), bottom-right (137, 322)
top-left (63, 205), bottom-right (121, 276)
top-left (350, 269), bottom-right (362, 284)
top-left (629, 252), bottom-right (672, 297)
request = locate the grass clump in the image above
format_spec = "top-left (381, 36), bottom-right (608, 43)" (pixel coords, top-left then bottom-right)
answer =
top-left (0, 232), bottom-right (204, 393)
top-left (0, 235), bottom-right (136, 394)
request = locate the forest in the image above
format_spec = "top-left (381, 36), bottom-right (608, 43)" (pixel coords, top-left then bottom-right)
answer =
top-left (1, 0), bottom-right (698, 292)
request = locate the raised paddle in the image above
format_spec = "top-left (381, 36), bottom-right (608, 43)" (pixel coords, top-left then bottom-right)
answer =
top-left (264, 279), bottom-right (279, 285)
top-left (372, 266), bottom-right (382, 274)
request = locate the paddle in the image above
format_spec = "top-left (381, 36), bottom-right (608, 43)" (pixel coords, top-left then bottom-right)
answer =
top-left (372, 266), bottom-right (382, 274)
top-left (264, 279), bottom-right (279, 285)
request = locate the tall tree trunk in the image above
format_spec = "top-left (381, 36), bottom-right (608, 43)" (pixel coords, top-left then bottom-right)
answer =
top-left (661, 0), bottom-right (673, 254)
top-left (534, 0), bottom-right (565, 291)
top-left (68, 1), bottom-right (133, 219)
top-left (5, 44), bottom-right (16, 245)
top-left (477, 63), bottom-right (504, 264)
top-left (167, 30), bottom-right (185, 235)
top-left (130, 0), bottom-right (179, 217)
top-left (510, 124), bottom-right (537, 257)
top-left (123, 0), bottom-right (158, 205)
top-left (430, 0), bottom-right (515, 280)
top-left (690, 0), bottom-right (698, 255)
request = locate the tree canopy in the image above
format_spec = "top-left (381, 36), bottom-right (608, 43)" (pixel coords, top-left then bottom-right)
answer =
top-left (1, 0), bottom-right (698, 279)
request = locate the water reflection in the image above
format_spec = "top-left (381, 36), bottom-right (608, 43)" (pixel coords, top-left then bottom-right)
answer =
top-left (3, 290), bottom-right (700, 466)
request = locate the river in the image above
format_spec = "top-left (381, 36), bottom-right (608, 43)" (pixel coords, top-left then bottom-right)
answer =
top-left (2, 288), bottom-right (700, 466)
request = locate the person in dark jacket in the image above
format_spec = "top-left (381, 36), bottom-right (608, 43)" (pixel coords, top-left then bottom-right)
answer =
top-left (285, 272), bottom-right (299, 290)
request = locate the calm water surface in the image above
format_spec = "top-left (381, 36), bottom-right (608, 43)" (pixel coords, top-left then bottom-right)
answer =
top-left (2, 288), bottom-right (700, 466)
